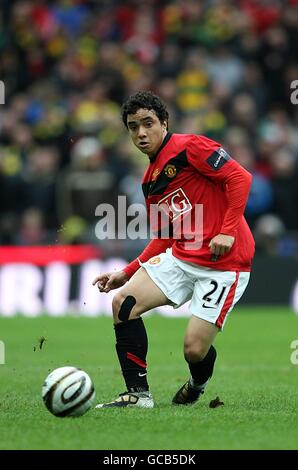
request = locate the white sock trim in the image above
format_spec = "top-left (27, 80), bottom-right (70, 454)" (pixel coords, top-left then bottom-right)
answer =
top-left (190, 378), bottom-right (209, 390)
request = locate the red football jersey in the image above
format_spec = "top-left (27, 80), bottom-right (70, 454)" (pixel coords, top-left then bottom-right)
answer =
top-left (124, 132), bottom-right (255, 277)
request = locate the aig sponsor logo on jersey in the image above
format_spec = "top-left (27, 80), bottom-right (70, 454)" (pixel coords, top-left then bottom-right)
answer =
top-left (206, 147), bottom-right (231, 171)
top-left (157, 188), bottom-right (192, 221)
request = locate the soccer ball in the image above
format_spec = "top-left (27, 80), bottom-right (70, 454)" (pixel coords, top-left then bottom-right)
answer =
top-left (42, 366), bottom-right (95, 417)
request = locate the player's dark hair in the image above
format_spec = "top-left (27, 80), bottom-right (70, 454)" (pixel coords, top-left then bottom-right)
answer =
top-left (121, 91), bottom-right (169, 129)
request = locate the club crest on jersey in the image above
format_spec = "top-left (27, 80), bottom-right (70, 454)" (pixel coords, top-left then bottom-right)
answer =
top-left (149, 256), bottom-right (161, 265)
top-left (206, 147), bottom-right (231, 171)
top-left (157, 188), bottom-right (192, 222)
top-left (164, 164), bottom-right (177, 178)
top-left (152, 168), bottom-right (160, 181)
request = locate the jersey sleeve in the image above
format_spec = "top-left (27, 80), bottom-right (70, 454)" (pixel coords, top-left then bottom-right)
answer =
top-left (187, 135), bottom-right (230, 178)
top-left (187, 135), bottom-right (253, 236)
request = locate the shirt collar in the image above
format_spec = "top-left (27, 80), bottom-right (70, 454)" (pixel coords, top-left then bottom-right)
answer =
top-left (149, 132), bottom-right (172, 163)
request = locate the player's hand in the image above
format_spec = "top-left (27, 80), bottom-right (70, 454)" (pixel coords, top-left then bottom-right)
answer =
top-left (209, 234), bottom-right (235, 257)
top-left (92, 270), bottom-right (129, 293)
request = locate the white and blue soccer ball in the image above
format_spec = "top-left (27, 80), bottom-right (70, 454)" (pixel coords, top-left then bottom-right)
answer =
top-left (42, 366), bottom-right (95, 417)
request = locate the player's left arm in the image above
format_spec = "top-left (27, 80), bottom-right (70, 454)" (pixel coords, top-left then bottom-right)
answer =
top-left (187, 135), bottom-right (253, 256)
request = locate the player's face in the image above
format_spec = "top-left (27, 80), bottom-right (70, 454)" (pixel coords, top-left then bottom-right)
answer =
top-left (127, 109), bottom-right (167, 158)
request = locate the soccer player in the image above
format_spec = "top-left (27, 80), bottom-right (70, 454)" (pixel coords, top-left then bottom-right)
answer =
top-left (93, 91), bottom-right (255, 408)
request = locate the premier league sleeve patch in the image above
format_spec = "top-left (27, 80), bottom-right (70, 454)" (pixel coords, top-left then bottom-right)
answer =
top-left (206, 147), bottom-right (231, 171)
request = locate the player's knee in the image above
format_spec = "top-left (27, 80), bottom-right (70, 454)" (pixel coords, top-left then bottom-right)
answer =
top-left (112, 293), bottom-right (139, 324)
top-left (112, 292), bottom-right (126, 322)
top-left (184, 342), bottom-right (208, 363)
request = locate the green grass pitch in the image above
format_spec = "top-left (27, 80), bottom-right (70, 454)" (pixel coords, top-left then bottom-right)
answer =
top-left (0, 306), bottom-right (297, 450)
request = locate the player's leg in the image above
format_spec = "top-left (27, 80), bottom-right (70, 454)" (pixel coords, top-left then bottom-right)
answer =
top-left (112, 266), bottom-right (169, 394)
top-left (96, 267), bottom-right (169, 409)
top-left (172, 317), bottom-right (218, 405)
top-left (172, 269), bottom-right (251, 405)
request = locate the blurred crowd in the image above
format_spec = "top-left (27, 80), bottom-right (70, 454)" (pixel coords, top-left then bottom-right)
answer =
top-left (1, 0), bottom-right (298, 259)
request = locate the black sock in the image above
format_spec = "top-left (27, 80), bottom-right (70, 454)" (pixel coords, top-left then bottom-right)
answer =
top-left (115, 318), bottom-right (149, 393)
top-left (186, 345), bottom-right (217, 387)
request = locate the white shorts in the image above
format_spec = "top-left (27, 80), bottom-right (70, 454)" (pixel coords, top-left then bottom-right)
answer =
top-left (140, 249), bottom-right (250, 329)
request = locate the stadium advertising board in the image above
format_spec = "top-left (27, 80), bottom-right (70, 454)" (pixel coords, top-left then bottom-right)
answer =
top-left (0, 246), bottom-right (189, 317)
top-left (0, 246), bottom-right (297, 316)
